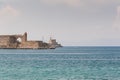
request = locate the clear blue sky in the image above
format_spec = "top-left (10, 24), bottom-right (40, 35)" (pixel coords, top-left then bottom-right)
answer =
top-left (0, 0), bottom-right (120, 46)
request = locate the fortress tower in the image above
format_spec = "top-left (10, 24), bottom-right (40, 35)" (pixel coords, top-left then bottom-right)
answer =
top-left (22, 32), bottom-right (27, 42)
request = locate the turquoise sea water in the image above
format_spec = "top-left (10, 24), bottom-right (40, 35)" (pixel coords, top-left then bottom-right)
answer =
top-left (0, 47), bottom-right (120, 80)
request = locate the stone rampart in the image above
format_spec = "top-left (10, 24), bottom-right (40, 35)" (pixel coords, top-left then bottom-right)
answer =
top-left (0, 32), bottom-right (49, 49)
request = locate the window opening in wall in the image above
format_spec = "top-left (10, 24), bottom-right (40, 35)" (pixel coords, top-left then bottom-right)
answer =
top-left (17, 37), bottom-right (22, 43)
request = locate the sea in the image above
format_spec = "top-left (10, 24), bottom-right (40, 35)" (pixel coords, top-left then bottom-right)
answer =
top-left (0, 46), bottom-right (120, 80)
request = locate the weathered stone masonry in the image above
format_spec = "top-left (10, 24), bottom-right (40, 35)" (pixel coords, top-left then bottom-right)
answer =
top-left (0, 32), bottom-right (48, 49)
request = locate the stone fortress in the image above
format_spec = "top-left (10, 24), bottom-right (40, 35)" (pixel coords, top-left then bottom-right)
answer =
top-left (0, 32), bottom-right (61, 49)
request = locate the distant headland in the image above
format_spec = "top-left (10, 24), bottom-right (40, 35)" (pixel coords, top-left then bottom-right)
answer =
top-left (0, 32), bottom-right (62, 49)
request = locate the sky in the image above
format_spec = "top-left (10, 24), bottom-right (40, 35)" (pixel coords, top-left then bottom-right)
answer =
top-left (0, 0), bottom-right (120, 46)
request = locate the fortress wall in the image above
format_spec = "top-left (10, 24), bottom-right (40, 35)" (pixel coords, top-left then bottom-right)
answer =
top-left (0, 36), bottom-right (19, 48)
top-left (0, 36), bottom-right (10, 47)
top-left (8, 43), bottom-right (18, 48)
top-left (19, 41), bottom-right (40, 49)
top-left (0, 32), bottom-right (53, 49)
top-left (9, 36), bottom-right (16, 43)
top-left (36, 41), bottom-right (48, 48)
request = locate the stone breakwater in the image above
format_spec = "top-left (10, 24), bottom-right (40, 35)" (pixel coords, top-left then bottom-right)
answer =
top-left (0, 32), bottom-right (62, 49)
